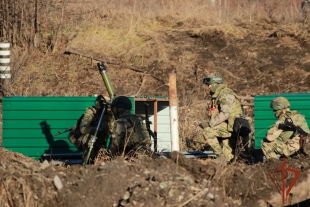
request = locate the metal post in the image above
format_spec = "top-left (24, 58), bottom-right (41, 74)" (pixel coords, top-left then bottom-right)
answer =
top-left (169, 71), bottom-right (179, 151)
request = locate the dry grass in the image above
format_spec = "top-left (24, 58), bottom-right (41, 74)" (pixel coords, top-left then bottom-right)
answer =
top-left (2, 0), bottom-right (309, 148)
top-left (4, 0), bottom-right (308, 96)
top-left (94, 148), bottom-right (112, 164)
top-left (31, 0), bottom-right (307, 62)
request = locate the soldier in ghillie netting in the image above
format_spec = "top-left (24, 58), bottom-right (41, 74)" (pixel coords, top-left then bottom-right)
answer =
top-left (108, 96), bottom-right (153, 158)
top-left (68, 95), bottom-right (114, 161)
top-left (197, 72), bottom-right (244, 163)
top-left (261, 96), bottom-right (310, 160)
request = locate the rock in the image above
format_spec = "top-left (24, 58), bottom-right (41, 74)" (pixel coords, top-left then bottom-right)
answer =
top-left (123, 191), bottom-right (130, 200)
top-left (40, 160), bottom-right (50, 170)
top-left (98, 165), bottom-right (108, 171)
top-left (120, 199), bottom-right (127, 206)
top-left (53, 175), bottom-right (63, 190)
top-left (207, 192), bottom-right (214, 200)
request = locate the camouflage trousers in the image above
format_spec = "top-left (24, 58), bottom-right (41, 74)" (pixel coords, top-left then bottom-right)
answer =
top-left (199, 122), bottom-right (236, 161)
top-left (261, 139), bottom-right (296, 159)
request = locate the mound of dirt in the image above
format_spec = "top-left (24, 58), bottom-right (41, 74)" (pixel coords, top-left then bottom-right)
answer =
top-left (1, 148), bottom-right (310, 207)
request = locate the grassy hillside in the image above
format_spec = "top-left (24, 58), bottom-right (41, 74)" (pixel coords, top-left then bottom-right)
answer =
top-left (0, 0), bottom-right (310, 148)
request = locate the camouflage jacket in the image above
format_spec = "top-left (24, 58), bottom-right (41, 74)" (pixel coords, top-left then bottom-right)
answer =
top-left (265, 110), bottom-right (310, 151)
top-left (208, 84), bottom-right (243, 131)
top-left (111, 110), bottom-right (151, 151)
top-left (80, 106), bottom-right (114, 136)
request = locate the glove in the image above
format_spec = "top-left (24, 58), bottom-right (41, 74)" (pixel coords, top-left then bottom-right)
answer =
top-left (199, 121), bottom-right (209, 129)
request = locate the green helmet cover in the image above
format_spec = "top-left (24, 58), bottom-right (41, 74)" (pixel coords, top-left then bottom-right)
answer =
top-left (203, 72), bottom-right (224, 85)
top-left (203, 72), bottom-right (223, 93)
top-left (270, 97), bottom-right (290, 111)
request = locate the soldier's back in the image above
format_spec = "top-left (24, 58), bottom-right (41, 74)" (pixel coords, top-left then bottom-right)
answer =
top-left (119, 114), bottom-right (151, 153)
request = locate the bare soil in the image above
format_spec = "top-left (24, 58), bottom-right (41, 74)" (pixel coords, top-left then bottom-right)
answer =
top-left (1, 21), bottom-right (310, 207)
top-left (1, 149), bottom-right (310, 207)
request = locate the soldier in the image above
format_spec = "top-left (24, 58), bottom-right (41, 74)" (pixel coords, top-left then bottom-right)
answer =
top-left (302, 0), bottom-right (310, 17)
top-left (68, 95), bottom-right (114, 160)
top-left (198, 72), bottom-right (243, 162)
top-left (108, 96), bottom-right (152, 157)
top-left (301, 0), bottom-right (310, 20)
top-left (261, 97), bottom-right (310, 159)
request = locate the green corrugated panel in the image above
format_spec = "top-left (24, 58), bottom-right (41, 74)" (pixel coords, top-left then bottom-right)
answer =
top-left (254, 92), bottom-right (310, 149)
top-left (2, 96), bottom-right (136, 160)
top-left (128, 96), bottom-right (135, 114)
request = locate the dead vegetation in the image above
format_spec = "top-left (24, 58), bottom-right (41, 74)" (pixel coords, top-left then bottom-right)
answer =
top-left (0, 0), bottom-right (310, 206)
top-left (0, 0), bottom-right (309, 151)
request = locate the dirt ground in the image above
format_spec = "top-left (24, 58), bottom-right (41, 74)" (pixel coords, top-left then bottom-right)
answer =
top-left (1, 148), bottom-right (310, 207)
top-left (1, 20), bottom-right (310, 207)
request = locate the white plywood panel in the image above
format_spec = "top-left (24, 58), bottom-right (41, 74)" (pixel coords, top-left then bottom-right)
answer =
top-left (156, 132), bottom-right (171, 142)
top-left (156, 142), bottom-right (171, 152)
top-left (134, 100), bottom-right (171, 152)
top-left (157, 102), bottom-right (171, 152)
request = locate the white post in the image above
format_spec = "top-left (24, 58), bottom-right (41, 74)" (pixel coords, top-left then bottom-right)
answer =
top-left (0, 42), bottom-right (11, 79)
top-left (169, 71), bottom-right (180, 151)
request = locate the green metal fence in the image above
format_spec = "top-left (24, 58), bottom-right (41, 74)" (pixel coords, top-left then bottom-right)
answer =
top-left (2, 96), bottom-right (135, 160)
top-left (254, 93), bottom-right (310, 149)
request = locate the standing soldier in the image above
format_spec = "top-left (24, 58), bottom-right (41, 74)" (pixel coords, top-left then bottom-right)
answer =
top-left (108, 96), bottom-right (152, 157)
top-left (261, 97), bottom-right (310, 159)
top-left (198, 72), bottom-right (243, 162)
top-left (68, 95), bottom-right (114, 161)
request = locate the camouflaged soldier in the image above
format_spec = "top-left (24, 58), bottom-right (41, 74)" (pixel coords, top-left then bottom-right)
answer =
top-left (302, 0), bottom-right (310, 18)
top-left (261, 97), bottom-right (310, 159)
top-left (199, 72), bottom-right (242, 162)
top-left (108, 96), bottom-right (152, 157)
top-left (68, 95), bottom-right (114, 157)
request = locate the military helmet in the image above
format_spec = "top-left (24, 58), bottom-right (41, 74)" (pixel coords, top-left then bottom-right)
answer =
top-left (270, 97), bottom-right (290, 111)
top-left (203, 72), bottom-right (224, 85)
top-left (111, 96), bottom-right (132, 110)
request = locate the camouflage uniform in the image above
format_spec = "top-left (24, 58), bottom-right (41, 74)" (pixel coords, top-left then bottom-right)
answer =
top-left (201, 84), bottom-right (242, 161)
top-left (261, 109), bottom-right (310, 159)
top-left (199, 73), bottom-right (242, 162)
top-left (68, 96), bottom-right (114, 157)
top-left (109, 110), bottom-right (152, 156)
top-left (302, 0), bottom-right (310, 18)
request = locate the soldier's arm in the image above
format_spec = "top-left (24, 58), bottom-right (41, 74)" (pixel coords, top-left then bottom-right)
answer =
top-left (80, 108), bottom-right (97, 134)
top-left (265, 120), bottom-right (283, 142)
top-left (209, 93), bottom-right (234, 127)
